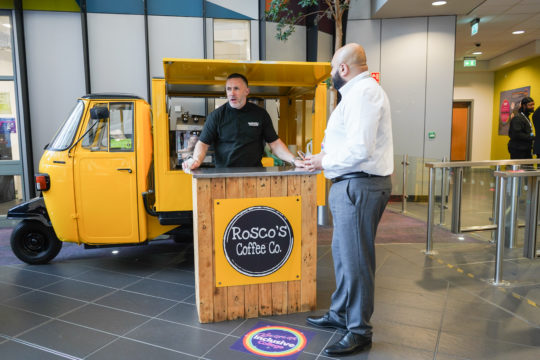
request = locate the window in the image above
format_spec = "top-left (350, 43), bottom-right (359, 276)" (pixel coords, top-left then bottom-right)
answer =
top-left (82, 103), bottom-right (108, 151)
top-left (213, 19), bottom-right (250, 60)
top-left (48, 100), bottom-right (85, 151)
top-left (81, 102), bottom-right (134, 152)
top-left (109, 103), bottom-right (134, 152)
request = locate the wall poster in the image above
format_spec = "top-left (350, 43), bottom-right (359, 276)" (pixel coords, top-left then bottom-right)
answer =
top-left (499, 86), bottom-right (530, 135)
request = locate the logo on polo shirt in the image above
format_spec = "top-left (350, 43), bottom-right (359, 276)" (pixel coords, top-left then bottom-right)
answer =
top-left (248, 122), bottom-right (259, 127)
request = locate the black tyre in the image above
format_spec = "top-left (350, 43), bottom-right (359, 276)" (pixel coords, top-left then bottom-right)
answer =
top-left (10, 221), bottom-right (62, 264)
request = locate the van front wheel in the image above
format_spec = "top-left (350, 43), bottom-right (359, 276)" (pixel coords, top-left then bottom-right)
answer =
top-left (10, 221), bottom-right (62, 264)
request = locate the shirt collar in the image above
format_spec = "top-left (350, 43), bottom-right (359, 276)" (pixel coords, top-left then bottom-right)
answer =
top-left (338, 71), bottom-right (371, 97)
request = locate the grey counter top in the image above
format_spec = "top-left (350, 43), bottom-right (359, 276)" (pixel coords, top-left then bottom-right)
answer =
top-left (191, 166), bottom-right (320, 178)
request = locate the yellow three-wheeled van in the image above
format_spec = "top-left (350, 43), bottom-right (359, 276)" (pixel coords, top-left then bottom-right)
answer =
top-left (8, 59), bottom-right (331, 264)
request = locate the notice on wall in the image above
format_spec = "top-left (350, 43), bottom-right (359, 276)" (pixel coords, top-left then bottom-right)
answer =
top-left (499, 86), bottom-right (530, 135)
top-left (0, 92), bottom-right (11, 114)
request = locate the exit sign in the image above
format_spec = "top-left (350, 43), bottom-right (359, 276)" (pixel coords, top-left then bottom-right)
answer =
top-left (464, 58), bottom-right (477, 67)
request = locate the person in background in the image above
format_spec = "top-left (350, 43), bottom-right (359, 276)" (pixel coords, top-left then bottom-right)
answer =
top-left (532, 105), bottom-right (540, 157)
top-left (303, 43), bottom-right (393, 356)
top-left (508, 96), bottom-right (535, 159)
top-left (182, 73), bottom-right (303, 170)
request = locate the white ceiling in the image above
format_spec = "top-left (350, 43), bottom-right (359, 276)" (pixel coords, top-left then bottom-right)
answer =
top-left (371, 0), bottom-right (540, 62)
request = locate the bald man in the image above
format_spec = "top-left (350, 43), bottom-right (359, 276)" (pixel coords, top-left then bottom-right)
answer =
top-left (304, 43), bottom-right (393, 356)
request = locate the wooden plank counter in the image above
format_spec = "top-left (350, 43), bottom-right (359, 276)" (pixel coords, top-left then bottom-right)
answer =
top-left (191, 166), bottom-right (319, 323)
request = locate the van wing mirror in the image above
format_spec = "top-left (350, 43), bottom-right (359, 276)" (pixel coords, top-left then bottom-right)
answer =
top-left (90, 107), bottom-right (109, 120)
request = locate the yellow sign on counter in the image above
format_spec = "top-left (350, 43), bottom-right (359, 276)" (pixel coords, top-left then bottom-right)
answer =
top-left (214, 196), bottom-right (302, 287)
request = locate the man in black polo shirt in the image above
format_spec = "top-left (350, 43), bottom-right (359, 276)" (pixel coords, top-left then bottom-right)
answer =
top-left (183, 73), bottom-right (303, 169)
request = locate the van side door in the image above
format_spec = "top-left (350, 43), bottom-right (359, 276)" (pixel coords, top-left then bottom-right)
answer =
top-left (73, 102), bottom-right (139, 244)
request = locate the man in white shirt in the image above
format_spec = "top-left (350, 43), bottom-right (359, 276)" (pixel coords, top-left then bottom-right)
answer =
top-left (304, 43), bottom-right (393, 356)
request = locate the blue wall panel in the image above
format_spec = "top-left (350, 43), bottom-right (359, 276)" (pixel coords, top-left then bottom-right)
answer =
top-left (148, 0), bottom-right (203, 17)
top-left (206, 2), bottom-right (251, 20)
top-left (86, 0), bottom-right (144, 15)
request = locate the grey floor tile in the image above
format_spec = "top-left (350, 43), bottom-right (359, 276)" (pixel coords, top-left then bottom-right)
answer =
top-left (125, 318), bottom-right (226, 357)
top-left (148, 267), bottom-right (195, 287)
top-left (18, 319), bottom-right (117, 358)
top-left (371, 302), bottom-right (443, 331)
top-left (95, 290), bottom-right (177, 317)
top-left (0, 304), bottom-right (50, 336)
top-left (157, 302), bottom-right (245, 334)
top-left (371, 321), bottom-right (438, 353)
top-left (40, 279), bottom-right (116, 302)
top-left (0, 281), bottom-right (32, 302)
top-left (124, 278), bottom-right (194, 301)
top-left (14, 262), bottom-right (92, 278)
top-left (4, 290), bottom-right (85, 318)
top-left (71, 268), bottom-right (141, 289)
top-left (0, 267), bottom-right (61, 289)
top-left (183, 294), bottom-right (196, 305)
top-left (442, 313), bottom-right (540, 347)
top-left (437, 331), bottom-right (540, 360)
top-left (59, 303), bottom-right (150, 335)
top-left (87, 338), bottom-right (199, 360)
top-left (375, 286), bottom-right (446, 313)
top-left (0, 340), bottom-right (67, 360)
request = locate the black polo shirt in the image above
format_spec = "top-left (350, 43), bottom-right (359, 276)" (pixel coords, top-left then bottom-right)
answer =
top-left (199, 102), bottom-right (279, 167)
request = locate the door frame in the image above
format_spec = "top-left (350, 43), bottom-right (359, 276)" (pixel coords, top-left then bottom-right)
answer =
top-left (452, 100), bottom-right (473, 161)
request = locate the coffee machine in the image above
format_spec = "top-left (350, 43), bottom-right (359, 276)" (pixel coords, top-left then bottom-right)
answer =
top-left (169, 104), bottom-right (213, 168)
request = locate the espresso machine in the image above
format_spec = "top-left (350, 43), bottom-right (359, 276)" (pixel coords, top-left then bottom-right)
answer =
top-left (170, 104), bottom-right (213, 168)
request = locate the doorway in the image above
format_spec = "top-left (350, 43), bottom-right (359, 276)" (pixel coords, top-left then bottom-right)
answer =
top-left (451, 101), bottom-right (472, 161)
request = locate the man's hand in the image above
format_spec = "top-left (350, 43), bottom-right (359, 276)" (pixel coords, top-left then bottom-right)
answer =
top-left (304, 152), bottom-right (325, 171)
top-left (293, 158), bottom-right (306, 168)
top-left (182, 157), bottom-right (200, 173)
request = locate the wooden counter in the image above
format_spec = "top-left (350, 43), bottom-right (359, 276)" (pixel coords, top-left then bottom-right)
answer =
top-left (191, 166), bottom-right (319, 323)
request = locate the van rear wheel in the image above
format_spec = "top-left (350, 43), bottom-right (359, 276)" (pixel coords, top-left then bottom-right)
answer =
top-left (10, 221), bottom-right (62, 264)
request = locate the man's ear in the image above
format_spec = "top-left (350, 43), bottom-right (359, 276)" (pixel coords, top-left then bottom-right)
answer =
top-left (340, 64), bottom-right (349, 77)
top-left (246, 87), bottom-right (250, 96)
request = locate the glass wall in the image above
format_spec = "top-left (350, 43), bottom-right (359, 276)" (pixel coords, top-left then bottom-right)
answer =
top-left (0, 14), bottom-right (23, 214)
top-left (213, 19), bottom-right (250, 60)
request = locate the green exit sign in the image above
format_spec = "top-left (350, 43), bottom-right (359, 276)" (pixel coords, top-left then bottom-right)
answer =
top-left (464, 58), bottom-right (477, 67)
top-left (471, 22), bottom-right (478, 36)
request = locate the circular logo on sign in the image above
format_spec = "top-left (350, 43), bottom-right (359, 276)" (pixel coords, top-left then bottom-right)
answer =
top-left (242, 325), bottom-right (307, 358)
top-left (223, 206), bottom-right (293, 277)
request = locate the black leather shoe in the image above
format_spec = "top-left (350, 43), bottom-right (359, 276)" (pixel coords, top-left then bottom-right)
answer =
top-left (306, 314), bottom-right (346, 330)
top-left (324, 331), bottom-right (372, 356)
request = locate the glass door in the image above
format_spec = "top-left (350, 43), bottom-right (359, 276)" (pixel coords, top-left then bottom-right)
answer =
top-left (0, 13), bottom-right (23, 215)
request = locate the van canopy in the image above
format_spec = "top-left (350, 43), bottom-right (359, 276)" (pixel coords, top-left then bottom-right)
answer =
top-left (163, 58), bottom-right (331, 98)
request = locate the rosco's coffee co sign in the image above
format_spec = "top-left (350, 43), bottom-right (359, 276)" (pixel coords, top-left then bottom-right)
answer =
top-left (224, 206), bottom-right (293, 277)
top-left (214, 197), bottom-right (301, 286)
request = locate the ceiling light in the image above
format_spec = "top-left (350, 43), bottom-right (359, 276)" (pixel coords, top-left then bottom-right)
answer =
top-left (512, 30), bottom-right (525, 34)
top-left (473, 51), bottom-right (482, 55)
top-left (432, 1), bottom-right (447, 6)
top-left (2, 23), bottom-right (11, 28)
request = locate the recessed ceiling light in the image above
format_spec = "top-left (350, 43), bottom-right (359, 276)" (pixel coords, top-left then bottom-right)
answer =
top-left (512, 30), bottom-right (525, 34)
top-left (2, 23), bottom-right (11, 28)
top-left (473, 51), bottom-right (482, 55)
top-left (432, 1), bottom-right (447, 6)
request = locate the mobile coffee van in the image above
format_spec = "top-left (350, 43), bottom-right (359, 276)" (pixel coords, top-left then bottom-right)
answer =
top-left (8, 59), bottom-right (330, 264)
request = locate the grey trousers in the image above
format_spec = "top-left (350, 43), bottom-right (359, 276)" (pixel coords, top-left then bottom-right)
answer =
top-left (327, 175), bottom-right (391, 337)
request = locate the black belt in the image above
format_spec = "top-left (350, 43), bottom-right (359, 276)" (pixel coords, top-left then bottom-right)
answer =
top-left (331, 171), bottom-right (381, 183)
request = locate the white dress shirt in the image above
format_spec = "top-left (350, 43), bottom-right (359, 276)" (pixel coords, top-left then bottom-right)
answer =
top-left (321, 71), bottom-right (394, 179)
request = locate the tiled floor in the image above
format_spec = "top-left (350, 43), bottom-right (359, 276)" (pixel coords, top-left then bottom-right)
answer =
top-left (0, 209), bottom-right (539, 359)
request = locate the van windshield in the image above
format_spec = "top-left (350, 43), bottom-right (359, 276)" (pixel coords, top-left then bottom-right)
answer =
top-left (48, 100), bottom-right (85, 151)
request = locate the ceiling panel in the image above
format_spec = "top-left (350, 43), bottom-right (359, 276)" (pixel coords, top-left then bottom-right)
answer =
top-left (368, 0), bottom-right (540, 62)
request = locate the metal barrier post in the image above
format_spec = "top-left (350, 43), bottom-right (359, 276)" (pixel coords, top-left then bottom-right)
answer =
top-left (440, 156), bottom-right (447, 224)
top-left (524, 176), bottom-right (539, 259)
top-left (493, 176), bottom-right (508, 285)
top-left (424, 167), bottom-right (437, 254)
top-left (451, 167), bottom-right (463, 233)
top-left (491, 165), bottom-right (501, 243)
top-left (401, 154), bottom-right (409, 213)
top-left (507, 164), bottom-right (520, 248)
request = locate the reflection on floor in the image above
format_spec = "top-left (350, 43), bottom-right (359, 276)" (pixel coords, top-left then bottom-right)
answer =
top-left (0, 209), bottom-right (538, 359)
